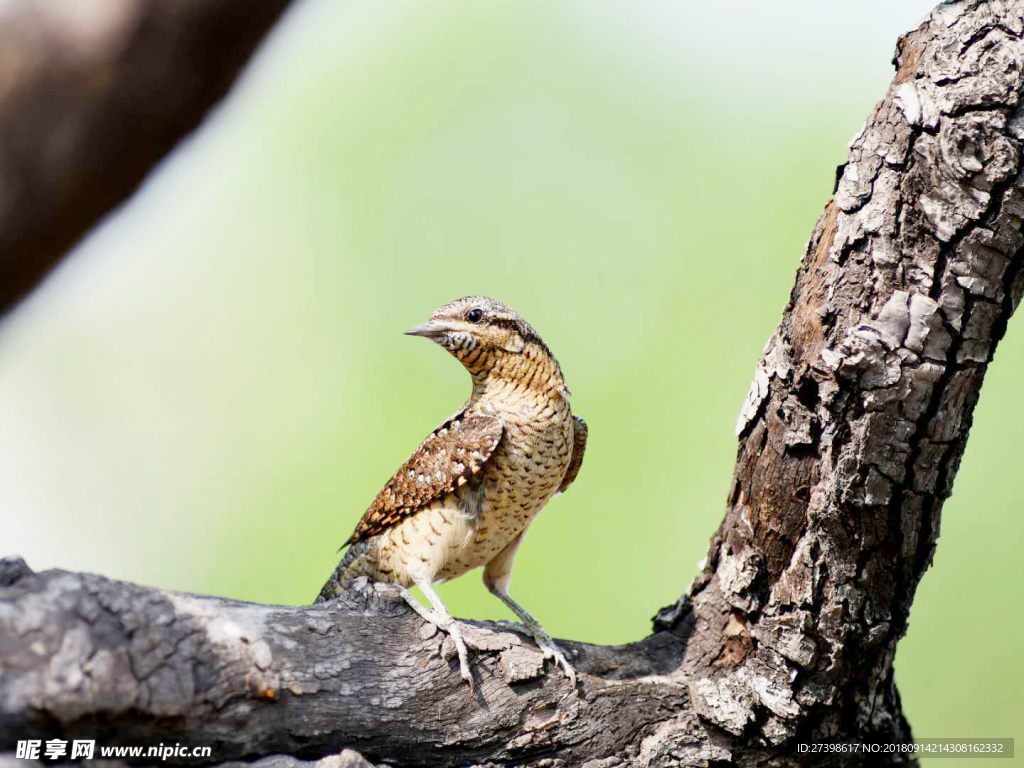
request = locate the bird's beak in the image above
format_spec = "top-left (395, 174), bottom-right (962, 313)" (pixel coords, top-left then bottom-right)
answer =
top-left (403, 320), bottom-right (454, 339)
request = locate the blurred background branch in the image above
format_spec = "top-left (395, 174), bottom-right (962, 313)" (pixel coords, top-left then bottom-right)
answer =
top-left (0, 0), bottom-right (292, 316)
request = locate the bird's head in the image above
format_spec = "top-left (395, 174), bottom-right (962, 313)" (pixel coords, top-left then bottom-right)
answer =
top-left (404, 296), bottom-right (568, 395)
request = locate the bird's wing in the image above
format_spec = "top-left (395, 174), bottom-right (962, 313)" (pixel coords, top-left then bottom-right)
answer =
top-left (557, 414), bottom-right (588, 494)
top-left (344, 409), bottom-right (503, 546)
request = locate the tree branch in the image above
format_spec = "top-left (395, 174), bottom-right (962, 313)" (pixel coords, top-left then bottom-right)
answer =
top-left (0, 0), bottom-right (293, 317)
top-left (0, 560), bottom-right (691, 767)
top-left (3, 1), bottom-right (1024, 766)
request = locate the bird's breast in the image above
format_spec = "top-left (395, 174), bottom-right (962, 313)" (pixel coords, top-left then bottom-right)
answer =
top-left (475, 397), bottom-right (574, 540)
top-left (376, 398), bottom-right (574, 586)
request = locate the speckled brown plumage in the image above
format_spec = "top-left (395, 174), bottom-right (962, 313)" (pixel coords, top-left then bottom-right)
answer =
top-left (344, 410), bottom-right (503, 547)
top-left (559, 415), bottom-right (588, 495)
top-left (316, 296), bottom-right (587, 686)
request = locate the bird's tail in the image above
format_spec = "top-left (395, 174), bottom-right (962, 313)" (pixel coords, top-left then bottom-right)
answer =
top-left (314, 543), bottom-right (364, 604)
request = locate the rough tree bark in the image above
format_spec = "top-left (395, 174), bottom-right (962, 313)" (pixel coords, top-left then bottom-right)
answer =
top-left (0, 0), bottom-right (293, 318)
top-left (2, 1), bottom-right (1023, 766)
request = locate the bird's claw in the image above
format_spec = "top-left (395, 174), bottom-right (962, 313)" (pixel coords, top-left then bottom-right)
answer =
top-left (445, 620), bottom-right (475, 690)
top-left (397, 587), bottom-right (475, 689)
top-left (502, 620), bottom-right (577, 687)
top-left (536, 635), bottom-right (577, 687)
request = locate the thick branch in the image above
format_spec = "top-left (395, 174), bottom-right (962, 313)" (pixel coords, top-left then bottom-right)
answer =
top-left (0, 559), bottom-right (691, 767)
top-left (0, 0), bottom-right (292, 317)
top-left (3, 2), bottom-right (1024, 766)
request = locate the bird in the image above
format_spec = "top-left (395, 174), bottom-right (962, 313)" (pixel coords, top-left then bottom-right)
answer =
top-left (316, 296), bottom-right (588, 688)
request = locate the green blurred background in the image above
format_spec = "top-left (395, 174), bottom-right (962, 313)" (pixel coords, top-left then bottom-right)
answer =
top-left (0, 1), bottom-right (1019, 763)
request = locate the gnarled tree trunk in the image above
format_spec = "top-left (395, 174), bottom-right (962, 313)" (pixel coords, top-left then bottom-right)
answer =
top-left (2, 2), bottom-right (1023, 766)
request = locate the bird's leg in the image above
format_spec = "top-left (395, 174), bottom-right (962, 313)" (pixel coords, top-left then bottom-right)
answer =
top-left (489, 589), bottom-right (577, 687)
top-left (408, 580), bottom-right (475, 689)
top-left (395, 585), bottom-right (444, 626)
top-left (483, 533), bottom-right (577, 686)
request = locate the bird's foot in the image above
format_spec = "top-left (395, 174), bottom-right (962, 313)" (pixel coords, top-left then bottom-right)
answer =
top-left (501, 620), bottom-right (577, 687)
top-left (445, 620), bottom-right (475, 689)
top-left (396, 586), bottom-right (475, 689)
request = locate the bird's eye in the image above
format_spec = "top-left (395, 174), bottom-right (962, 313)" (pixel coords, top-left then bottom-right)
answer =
top-left (467, 308), bottom-right (484, 324)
